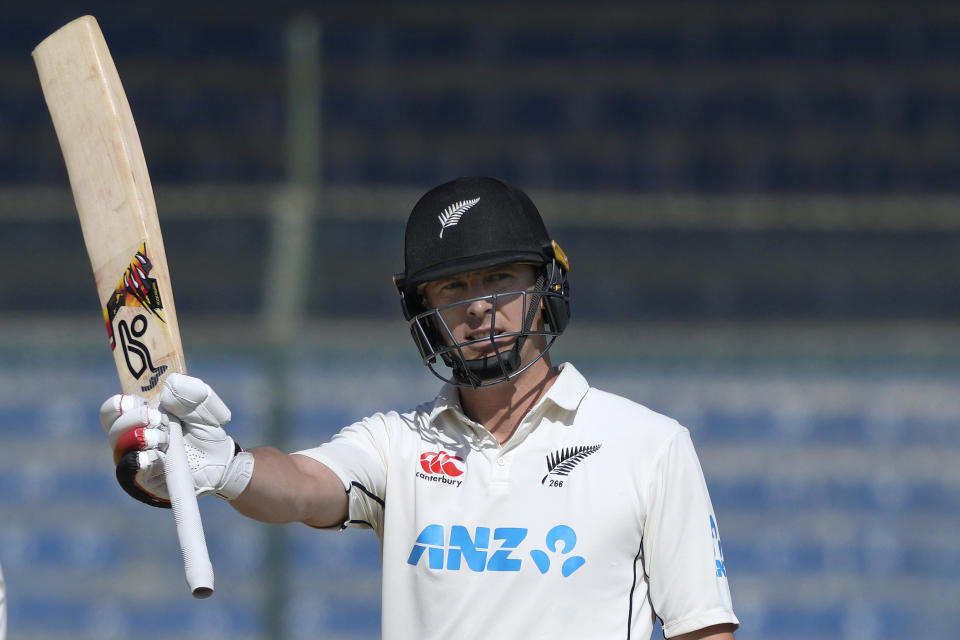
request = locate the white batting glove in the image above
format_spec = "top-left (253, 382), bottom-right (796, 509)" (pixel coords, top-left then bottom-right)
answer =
top-left (99, 373), bottom-right (254, 507)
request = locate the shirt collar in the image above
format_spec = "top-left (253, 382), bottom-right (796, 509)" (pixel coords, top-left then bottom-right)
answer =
top-left (427, 382), bottom-right (464, 424)
top-left (427, 361), bottom-right (589, 424)
top-left (540, 362), bottom-right (590, 412)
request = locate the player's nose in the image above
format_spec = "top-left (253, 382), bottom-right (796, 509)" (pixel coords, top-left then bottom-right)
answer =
top-left (464, 295), bottom-right (493, 319)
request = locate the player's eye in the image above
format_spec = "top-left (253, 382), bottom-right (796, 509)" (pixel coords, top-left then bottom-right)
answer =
top-left (485, 271), bottom-right (517, 289)
top-left (440, 280), bottom-right (466, 291)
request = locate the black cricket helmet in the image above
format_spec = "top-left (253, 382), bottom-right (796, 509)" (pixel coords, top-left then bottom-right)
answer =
top-left (393, 176), bottom-right (570, 387)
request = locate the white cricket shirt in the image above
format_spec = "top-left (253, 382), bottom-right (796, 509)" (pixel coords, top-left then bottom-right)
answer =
top-left (297, 363), bottom-right (738, 639)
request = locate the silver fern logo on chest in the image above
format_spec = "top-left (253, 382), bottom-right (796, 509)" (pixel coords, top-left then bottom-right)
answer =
top-left (542, 444), bottom-right (602, 485)
top-left (438, 197), bottom-right (480, 238)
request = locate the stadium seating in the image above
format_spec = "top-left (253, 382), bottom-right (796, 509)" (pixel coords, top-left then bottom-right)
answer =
top-left (2, 5), bottom-right (959, 191)
top-left (1, 354), bottom-right (957, 639)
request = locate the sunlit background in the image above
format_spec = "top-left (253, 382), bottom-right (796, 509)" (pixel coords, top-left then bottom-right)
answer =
top-left (1, 2), bottom-right (959, 639)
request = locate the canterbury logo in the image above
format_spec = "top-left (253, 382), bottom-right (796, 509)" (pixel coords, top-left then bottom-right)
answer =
top-left (542, 445), bottom-right (601, 484)
top-left (438, 197), bottom-right (480, 238)
top-left (420, 451), bottom-right (465, 477)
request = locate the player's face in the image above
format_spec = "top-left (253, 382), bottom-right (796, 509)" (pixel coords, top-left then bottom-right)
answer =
top-left (422, 263), bottom-right (543, 360)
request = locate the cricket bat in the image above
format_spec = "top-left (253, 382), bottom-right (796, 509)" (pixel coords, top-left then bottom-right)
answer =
top-left (33, 15), bottom-right (214, 598)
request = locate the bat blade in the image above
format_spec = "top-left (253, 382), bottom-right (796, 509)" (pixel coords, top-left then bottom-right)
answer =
top-left (33, 15), bottom-right (213, 598)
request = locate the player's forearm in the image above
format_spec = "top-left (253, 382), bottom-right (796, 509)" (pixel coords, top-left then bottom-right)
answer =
top-left (229, 447), bottom-right (348, 528)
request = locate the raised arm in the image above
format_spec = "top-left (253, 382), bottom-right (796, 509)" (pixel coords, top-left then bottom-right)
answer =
top-left (231, 447), bottom-right (348, 528)
top-left (100, 373), bottom-right (348, 529)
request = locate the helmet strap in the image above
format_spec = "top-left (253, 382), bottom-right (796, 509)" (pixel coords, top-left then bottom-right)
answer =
top-left (458, 347), bottom-right (522, 387)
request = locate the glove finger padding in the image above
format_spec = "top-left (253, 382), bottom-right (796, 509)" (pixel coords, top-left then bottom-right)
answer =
top-left (101, 394), bottom-right (172, 507)
top-left (158, 373), bottom-right (236, 496)
top-left (159, 373), bottom-right (231, 428)
top-left (113, 425), bottom-right (169, 464)
top-left (105, 404), bottom-right (169, 462)
top-left (99, 394), bottom-right (146, 431)
top-left (100, 394), bottom-right (151, 442)
top-left (117, 448), bottom-right (171, 508)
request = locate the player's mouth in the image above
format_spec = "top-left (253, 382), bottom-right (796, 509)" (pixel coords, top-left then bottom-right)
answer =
top-left (462, 329), bottom-right (516, 354)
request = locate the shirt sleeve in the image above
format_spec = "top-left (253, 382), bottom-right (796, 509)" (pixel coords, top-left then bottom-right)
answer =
top-left (642, 429), bottom-right (739, 638)
top-left (294, 413), bottom-right (391, 532)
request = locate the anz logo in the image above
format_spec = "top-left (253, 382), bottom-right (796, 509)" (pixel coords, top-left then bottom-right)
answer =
top-left (710, 515), bottom-right (728, 578)
top-left (407, 524), bottom-right (586, 577)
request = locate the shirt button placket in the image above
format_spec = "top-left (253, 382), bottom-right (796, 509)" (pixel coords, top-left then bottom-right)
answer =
top-left (486, 447), bottom-right (510, 494)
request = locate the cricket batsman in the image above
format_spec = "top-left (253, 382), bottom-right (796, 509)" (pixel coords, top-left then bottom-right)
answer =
top-left (101, 177), bottom-right (739, 638)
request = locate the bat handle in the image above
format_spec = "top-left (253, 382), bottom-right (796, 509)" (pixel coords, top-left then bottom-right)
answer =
top-left (165, 419), bottom-right (215, 598)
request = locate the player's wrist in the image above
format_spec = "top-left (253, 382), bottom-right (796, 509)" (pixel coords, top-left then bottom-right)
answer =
top-left (212, 445), bottom-right (254, 501)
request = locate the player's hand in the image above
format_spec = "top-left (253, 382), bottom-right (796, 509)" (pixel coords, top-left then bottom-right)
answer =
top-left (99, 373), bottom-right (253, 508)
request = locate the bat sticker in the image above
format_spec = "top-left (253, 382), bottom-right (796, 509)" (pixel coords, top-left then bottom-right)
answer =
top-left (102, 244), bottom-right (169, 390)
top-left (103, 243), bottom-right (166, 350)
top-left (118, 313), bottom-right (168, 392)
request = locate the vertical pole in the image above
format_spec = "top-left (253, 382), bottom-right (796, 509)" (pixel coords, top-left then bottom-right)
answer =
top-left (261, 15), bottom-right (322, 640)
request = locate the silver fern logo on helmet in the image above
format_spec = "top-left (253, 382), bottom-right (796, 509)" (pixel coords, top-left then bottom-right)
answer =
top-left (437, 198), bottom-right (480, 238)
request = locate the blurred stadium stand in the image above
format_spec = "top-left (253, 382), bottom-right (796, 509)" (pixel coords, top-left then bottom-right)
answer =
top-left (1, 2), bottom-right (959, 639)
top-left (5, 2), bottom-right (960, 192)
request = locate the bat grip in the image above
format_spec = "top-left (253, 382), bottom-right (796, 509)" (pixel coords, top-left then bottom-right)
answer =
top-left (165, 419), bottom-right (215, 598)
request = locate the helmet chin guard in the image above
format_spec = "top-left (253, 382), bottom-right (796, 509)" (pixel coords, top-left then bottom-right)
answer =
top-left (407, 284), bottom-right (565, 388)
